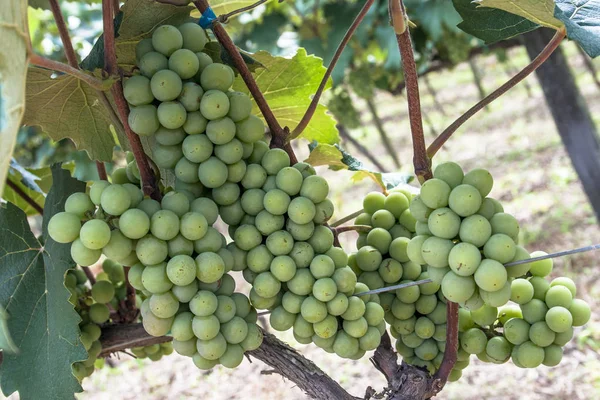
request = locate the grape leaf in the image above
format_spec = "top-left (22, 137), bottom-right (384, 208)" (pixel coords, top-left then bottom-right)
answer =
top-left (3, 164), bottom-right (46, 216)
top-left (0, 165), bottom-right (87, 400)
top-left (0, 0), bottom-right (29, 206)
top-left (232, 49), bottom-right (339, 144)
top-left (206, 0), bottom-right (261, 15)
top-left (477, 0), bottom-right (563, 29)
top-left (305, 142), bottom-right (413, 191)
top-left (23, 67), bottom-right (118, 162)
top-left (453, 0), bottom-right (539, 43)
top-left (555, 0), bottom-right (600, 58)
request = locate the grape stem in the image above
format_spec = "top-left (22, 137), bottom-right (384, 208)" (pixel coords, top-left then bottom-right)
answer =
top-left (333, 225), bottom-right (372, 234)
top-left (427, 28), bottom-right (566, 158)
top-left (102, 0), bottom-right (161, 200)
top-left (5, 178), bottom-right (44, 215)
top-left (217, 0), bottom-right (269, 23)
top-left (96, 162), bottom-right (108, 180)
top-left (83, 267), bottom-right (96, 285)
top-left (192, 0), bottom-right (292, 156)
top-left (504, 243), bottom-right (600, 267)
top-left (330, 208), bottom-right (364, 227)
top-left (432, 301), bottom-right (458, 393)
top-left (290, 0), bottom-right (376, 140)
top-left (394, 0), bottom-right (431, 181)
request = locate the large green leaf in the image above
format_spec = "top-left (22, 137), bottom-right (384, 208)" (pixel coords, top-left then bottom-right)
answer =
top-left (477, 0), bottom-right (563, 29)
top-left (0, 0), bottom-right (29, 205)
top-left (23, 67), bottom-right (118, 162)
top-left (453, 0), bottom-right (539, 43)
top-left (555, 0), bottom-right (600, 58)
top-left (3, 163), bottom-right (47, 216)
top-left (305, 142), bottom-right (413, 191)
top-left (232, 49), bottom-right (339, 144)
top-left (0, 165), bottom-right (87, 400)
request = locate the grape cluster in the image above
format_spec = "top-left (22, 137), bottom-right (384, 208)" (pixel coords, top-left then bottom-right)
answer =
top-left (351, 189), bottom-right (420, 290)
top-left (127, 23), bottom-right (265, 201)
top-left (67, 260), bottom-right (130, 381)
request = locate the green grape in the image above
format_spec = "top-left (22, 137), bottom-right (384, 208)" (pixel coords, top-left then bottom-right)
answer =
top-left (528, 251), bottom-right (553, 277)
top-left (393, 316), bottom-right (417, 336)
top-left (312, 314), bottom-right (337, 339)
top-left (269, 306), bottom-right (296, 331)
top-left (168, 48), bottom-right (200, 79)
top-left (332, 266), bottom-right (357, 294)
top-left (225, 160), bottom-right (246, 184)
top-left (118, 209), bottom-right (150, 239)
top-left (299, 296), bottom-right (327, 323)
top-left (181, 135), bottom-right (212, 164)
top-left (164, 254), bottom-right (195, 286)
top-left (459, 214), bottom-right (492, 247)
top-left (150, 69), bottom-right (183, 102)
top-left (70, 238), bottom-right (101, 267)
top-left (405, 235), bottom-right (427, 265)
top-left (433, 161), bottom-right (464, 189)
top-left (261, 189), bottom-right (289, 216)
top-left (477, 198), bottom-right (497, 220)
top-left (401, 332), bottom-right (425, 349)
top-left (174, 157), bottom-right (200, 184)
top-left (171, 312), bottom-right (194, 341)
top-left (152, 143), bottom-right (183, 169)
top-left (396, 280), bottom-right (420, 304)
top-left (409, 196), bottom-right (432, 222)
top-left (200, 90), bottom-right (230, 120)
top-left (482, 234), bottom-right (516, 264)
top-left (241, 164), bottom-right (267, 190)
top-left (124, 75), bottom-right (154, 106)
top-left (241, 323), bottom-right (263, 351)
top-left (503, 317), bottom-right (530, 345)
top-left (224, 92), bottom-right (252, 123)
top-left (545, 306), bottom-right (572, 333)
top-left (474, 259), bottom-right (507, 293)
top-left (215, 139), bottom-right (244, 164)
top-left (528, 276), bottom-right (550, 301)
top-left (480, 282), bottom-right (511, 307)
top-left (178, 22), bottom-right (207, 52)
top-left (48, 212), bottom-right (81, 244)
top-left (569, 299), bottom-right (591, 326)
top-left (191, 351), bottom-right (218, 369)
top-left (99, 184), bottom-right (130, 216)
top-left (247, 245), bottom-right (273, 273)
top-left (220, 344), bottom-right (245, 368)
top-left (362, 192), bottom-right (384, 214)
top-left (324, 292), bottom-right (347, 317)
top-left (64, 193), bottom-right (94, 219)
top-left (506, 245), bottom-right (532, 278)
top-left (197, 332), bottom-right (228, 361)
top-left (181, 111), bottom-right (208, 135)
top-left (333, 330), bottom-right (360, 359)
top-left (283, 198), bottom-right (316, 228)
top-left (415, 317), bottom-right (435, 339)
top-left (88, 303), bottom-right (110, 324)
top-left (266, 230), bottom-right (294, 256)
top-left (253, 272), bottom-right (281, 298)
top-left (215, 295), bottom-right (237, 323)
top-left (462, 168), bottom-right (493, 197)
top-left (355, 246), bottom-right (382, 272)
top-left (549, 277), bottom-right (576, 297)
top-left (299, 175), bottom-right (329, 204)
top-left (389, 237), bottom-right (410, 263)
top-left (516, 341), bottom-right (544, 368)
top-left (521, 299), bottom-right (548, 324)
top-left (195, 51), bottom-right (214, 74)
top-left (528, 321), bottom-right (555, 347)
top-left (281, 292), bottom-right (305, 314)
top-left (128, 105), bottom-right (160, 136)
top-left (102, 230), bottom-right (132, 262)
top-left (471, 304), bottom-right (498, 326)
top-left (420, 237), bottom-right (453, 268)
top-left (490, 212), bottom-right (520, 241)
top-left (343, 317), bottom-right (368, 339)
top-left (111, 168), bottom-right (128, 185)
top-left (545, 285), bottom-right (573, 308)
top-left (233, 224), bottom-right (261, 251)
top-left (341, 296), bottom-right (366, 321)
top-left (195, 252), bottom-right (225, 284)
top-left (136, 234), bottom-right (168, 266)
top-left (427, 207), bottom-right (460, 239)
top-left (126, 161), bottom-right (141, 183)
top-left (206, 117), bottom-right (236, 145)
top-left (91, 280), bottom-right (115, 304)
top-left (172, 281), bottom-right (198, 303)
top-left (122, 183), bottom-right (143, 208)
top-left (420, 178), bottom-right (451, 209)
top-left (426, 267), bottom-right (449, 286)
top-left (188, 290), bottom-right (217, 317)
top-left (457, 308), bottom-right (474, 332)
top-left (364, 228), bottom-right (391, 255)
top-left (384, 192), bottom-right (410, 218)
top-left (200, 63), bottom-right (234, 92)
top-left (553, 326), bottom-right (573, 346)
top-left (485, 336), bottom-right (511, 363)
top-left (197, 157), bottom-right (228, 188)
top-left (402, 262), bottom-right (422, 281)
top-left (448, 242), bottom-right (481, 276)
top-left (286, 219), bottom-right (314, 241)
top-left (176, 82), bottom-right (204, 112)
top-left (441, 272), bottom-right (475, 303)
top-left (270, 256), bottom-right (296, 282)
top-left (312, 200), bottom-right (334, 225)
top-left (89, 180), bottom-right (110, 205)
top-left (308, 254), bottom-right (333, 278)
top-left (135, 38), bottom-right (154, 61)
top-left (461, 327), bottom-right (487, 354)
top-left (157, 101), bottom-right (187, 129)
top-left (542, 344), bottom-right (563, 367)
top-left (448, 184), bottom-right (482, 217)
top-left (415, 294), bottom-right (438, 315)
top-left (370, 209), bottom-right (395, 230)
top-left (221, 316), bottom-right (249, 344)
top-left (149, 291), bottom-right (179, 318)
top-left (188, 198), bottom-right (216, 226)
top-left (287, 268), bottom-right (315, 296)
top-left (260, 149), bottom-right (289, 175)
top-left (364, 302), bottom-right (384, 326)
top-left (152, 25), bottom-right (182, 56)
top-left (415, 339), bottom-right (439, 361)
top-left (391, 298), bottom-right (416, 320)
top-left (399, 209), bottom-right (417, 232)
top-left (212, 182), bottom-right (241, 206)
top-left (139, 51), bottom-right (168, 78)
top-left (149, 210), bottom-right (179, 241)
top-left (288, 242), bottom-right (313, 269)
top-left (510, 278), bottom-right (534, 304)
top-left (233, 115), bottom-right (263, 144)
top-left (312, 278), bottom-right (337, 302)
top-left (141, 262), bottom-right (172, 294)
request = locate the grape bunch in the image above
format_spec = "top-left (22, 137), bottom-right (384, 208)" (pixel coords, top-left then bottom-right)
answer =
top-left (351, 189), bottom-right (420, 291)
top-left (130, 342), bottom-right (174, 361)
top-left (327, 87), bottom-right (362, 129)
top-left (127, 23), bottom-right (265, 201)
top-left (67, 260), bottom-right (132, 381)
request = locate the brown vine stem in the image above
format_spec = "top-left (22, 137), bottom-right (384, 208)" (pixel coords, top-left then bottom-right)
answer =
top-left (395, 0), bottom-right (431, 181)
top-left (330, 208), bottom-right (364, 228)
top-left (334, 225), bottom-right (372, 234)
top-left (29, 54), bottom-right (107, 90)
top-left (96, 162), bottom-right (108, 180)
top-left (83, 266), bottom-right (97, 285)
top-left (102, 0), bottom-right (160, 200)
top-left (291, 0), bottom-right (376, 140)
top-left (432, 301), bottom-right (459, 393)
top-left (6, 178), bottom-right (44, 215)
top-left (192, 1), bottom-right (287, 145)
top-left (427, 28), bottom-right (566, 158)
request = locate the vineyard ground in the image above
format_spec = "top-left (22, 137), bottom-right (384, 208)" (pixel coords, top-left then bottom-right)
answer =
top-left (3, 42), bottom-right (600, 400)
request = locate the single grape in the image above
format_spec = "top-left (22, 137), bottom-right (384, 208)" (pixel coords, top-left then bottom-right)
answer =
top-left (300, 175), bottom-right (329, 204)
top-left (545, 306), bottom-right (573, 333)
top-left (135, 38), bottom-right (154, 61)
top-left (408, 196), bottom-right (432, 222)
top-left (270, 256), bottom-right (297, 282)
top-left (136, 235), bottom-right (168, 265)
top-left (420, 178), bottom-right (451, 209)
top-left (384, 192), bottom-right (410, 218)
top-left (528, 251), bottom-right (553, 277)
top-left (152, 143), bottom-right (183, 169)
top-left (421, 237), bottom-right (454, 268)
top-left (461, 328), bottom-right (487, 354)
top-left (168, 48), bottom-right (200, 79)
top-left (48, 212), bottom-right (81, 244)
top-left (363, 192), bottom-right (385, 214)
top-left (150, 69), bottom-right (183, 102)
top-left (149, 291), bottom-right (180, 318)
top-left (139, 51), bottom-right (168, 78)
top-left (200, 90), bottom-right (230, 120)
top-left (79, 219), bottom-right (111, 250)
top-left (371, 209), bottom-right (395, 230)
top-left (569, 298), bottom-right (591, 326)
top-left (474, 259), bottom-right (507, 293)
top-left (200, 63), bottom-right (234, 92)
top-left (152, 25), bottom-right (183, 56)
top-left (510, 278), bottom-right (534, 304)
top-left (545, 285), bottom-right (573, 308)
top-left (89, 303), bottom-right (110, 324)
top-left (206, 117), bottom-right (236, 145)
top-left (529, 321), bottom-right (556, 347)
top-left (459, 214), bottom-right (492, 247)
top-left (428, 207), bottom-right (460, 239)
top-left (433, 162), bottom-right (464, 189)
top-left (448, 184), bottom-right (482, 217)
top-left (215, 139), bottom-right (244, 165)
top-left (448, 242), bottom-right (481, 276)
top-left (441, 272), bottom-right (475, 303)
top-left (157, 101), bottom-right (187, 129)
top-left (462, 168), bottom-right (493, 197)
top-left (490, 212), bottom-right (520, 241)
top-left (516, 341), bottom-right (545, 368)
top-left (128, 105), bottom-right (160, 136)
top-left (124, 75), bottom-right (154, 106)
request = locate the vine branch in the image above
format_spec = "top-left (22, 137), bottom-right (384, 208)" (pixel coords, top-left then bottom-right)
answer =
top-left (330, 209), bottom-right (364, 227)
top-left (333, 225), bottom-right (372, 234)
top-left (5, 178), bottom-right (44, 215)
top-left (291, 0), bottom-right (376, 140)
top-left (427, 28), bottom-right (566, 158)
top-left (394, 0), bottom-right (430, 181)
top-left (432, 302), bottom-right (458, 393)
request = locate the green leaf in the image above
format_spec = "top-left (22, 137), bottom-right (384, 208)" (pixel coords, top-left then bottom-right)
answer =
top-left (476, 0), bottom-right (563, 30)
top-left (0, 165), bottom-right (87, 400)
top-left (305, 142), bottom-right (413, 191)
top-left (453, 0), bottom-right (539, 43)
top-left (206, 0), bottom-right (262, 15)
top-left (0, 304), bottom-right (18, 354)
top-left (555, 0), bottom-right (600, 58)
top-left (3, 164), bottom-right (46, 216)
top-left (232, 49), bottom-right (339, 144)
top-left (23, 67), bottom-right (118, 162)
top-left (0, 0), bottom-right (29, 206)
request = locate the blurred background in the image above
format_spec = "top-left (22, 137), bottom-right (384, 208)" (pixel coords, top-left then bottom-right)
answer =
top-left (5, 0), bottom-right (600, 399)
